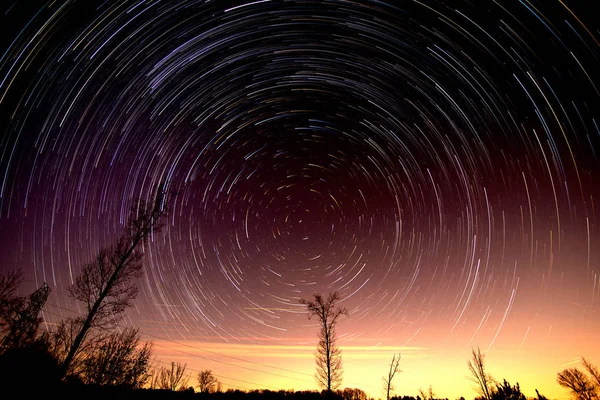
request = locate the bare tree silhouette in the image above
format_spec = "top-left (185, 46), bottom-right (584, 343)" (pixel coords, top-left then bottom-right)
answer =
top-left (467, 346), bottom-right (495, 400)
top-left (418, 385), bottom-right (436, 400)
top-left (557, 359), bottom-right (599, 400)
top-left (0, 270), bottom-right (57, 388)
top-left (0, 270), bottom-right (50, 352)
top-left (383, 352), bottom-right (401, 400)
top-left (300, 292), bottom-right (349, 392)
top-left (0, 270), bottom-right (22, 318)
top-left (157, 361), bottom-right (190, 391)
top-left (198, 369), bottom-right (219, 393)
top-left (79, 327), bottom-right (152, 388)
top-left (582, 358), bottom-right (600, 389)
top-left (341, 387), bottom-right (368, 400)
top-left (45, 318), bottom-right (87, 375)
top-left (60, 189), bottom-right (170, 377)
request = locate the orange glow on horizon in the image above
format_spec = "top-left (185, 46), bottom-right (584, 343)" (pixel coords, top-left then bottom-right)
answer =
top-left (148, 337), bottom-right (592, 400)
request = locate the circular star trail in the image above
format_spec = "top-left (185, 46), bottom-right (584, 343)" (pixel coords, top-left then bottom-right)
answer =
top-left (1, 0), bottom-right (599, 393)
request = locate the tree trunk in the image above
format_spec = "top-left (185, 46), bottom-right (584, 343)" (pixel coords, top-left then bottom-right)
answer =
top-left (60, 291), bottom-right (101, 377)
top-left (60, 238), bottom-right (138, 377)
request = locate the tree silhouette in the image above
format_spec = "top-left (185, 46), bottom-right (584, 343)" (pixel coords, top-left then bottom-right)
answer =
top-left (156, 361), bottom-right (190, 391)
top-left (341, 388), bottom-right (367, 400)
top-left (60, 190), bottom-right (169, 377)
top-left (0, 270), bottom-right (22, 320)
top-left (491, 379), bottom-right (526, 400)
top-left (534, 389), bottom-right (549, 400)
top-left (0, 270), bottom-right (56, 390)
top-left (0, 270), bottom-right (50, 352)
top-left (582, 359), bottom-right (600, 389)
top-left (418, 385), bottom-right (436, 400)
top-left (79, 327), bottom-right (152, 388)
top-left (300, 292), bottom-right (349, 392)
top-left (45, 318), bottom-right (87, 375)
top-left (467, 346), bottom-right (495, 400)
top-left (557, 360), bottom-right (599, 400)
top-left (383, 352), bottom-right (401, 400)
top-left (198, 369), bottom-right (219, 393)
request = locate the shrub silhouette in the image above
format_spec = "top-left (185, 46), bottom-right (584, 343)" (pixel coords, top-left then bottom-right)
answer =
top-left (491, 380), bottom-right (526, 400)
top-left (0, 341), bottom-right (61, 389)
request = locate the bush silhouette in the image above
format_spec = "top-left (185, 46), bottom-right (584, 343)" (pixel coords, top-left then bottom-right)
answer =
top-left (0, 342), bottom-right (61, 389)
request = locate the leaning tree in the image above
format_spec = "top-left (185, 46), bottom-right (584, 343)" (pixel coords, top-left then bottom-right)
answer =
top-left (60, 189), bottom-right (170, 378)
top-left (467, 346), bottom-right (495, 400)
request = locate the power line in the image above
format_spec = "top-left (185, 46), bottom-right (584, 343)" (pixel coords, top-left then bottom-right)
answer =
top-left (41, 306), bottom-right (274, 390)
top-left (153, 353), bottom-right (280, 391)
top-left (42, 302), bottom-right (381, 391)
top-left (43, 303), bottom-right (314, 384)
top-left (44, 301), bottom-right (311, 376)
top-left (149, 338), bottom-right (313, 384)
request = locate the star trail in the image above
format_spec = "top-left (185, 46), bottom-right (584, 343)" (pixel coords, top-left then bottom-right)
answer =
top-left (0, 0), bottom-right (599, 398)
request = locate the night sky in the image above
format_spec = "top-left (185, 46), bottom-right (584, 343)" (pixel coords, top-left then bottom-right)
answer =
top-left (1, 0), bottom-right (599, 398)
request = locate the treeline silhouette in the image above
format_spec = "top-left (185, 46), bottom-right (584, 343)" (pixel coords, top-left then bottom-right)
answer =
top-left (1, 192), bottom-right (599, 400)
